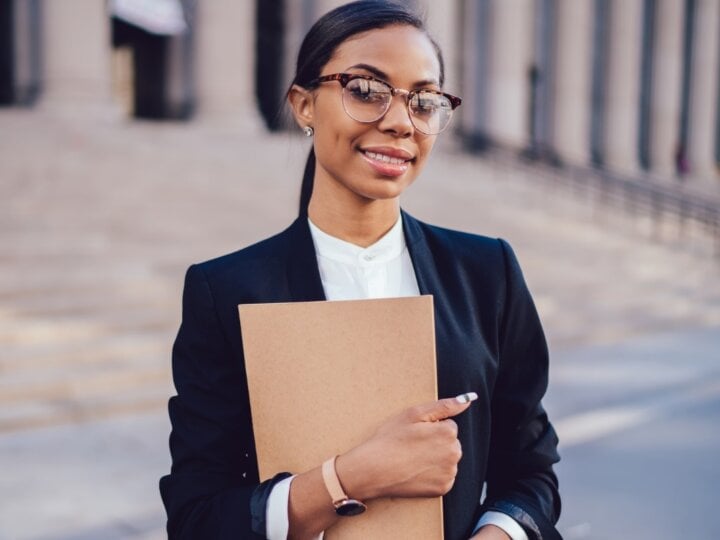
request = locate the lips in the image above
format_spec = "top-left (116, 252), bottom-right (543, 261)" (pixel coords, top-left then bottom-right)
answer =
top-left (363, 151), bottom-right (408, 165)
top-left (359, 146), bottom-right (415, 177)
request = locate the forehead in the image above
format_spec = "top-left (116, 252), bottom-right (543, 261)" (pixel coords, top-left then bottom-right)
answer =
top-left (323, 24), bottom-right (441, 85)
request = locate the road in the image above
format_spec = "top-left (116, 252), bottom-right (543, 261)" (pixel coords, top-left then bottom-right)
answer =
top-left (1, 105), bottom-right (719, 539)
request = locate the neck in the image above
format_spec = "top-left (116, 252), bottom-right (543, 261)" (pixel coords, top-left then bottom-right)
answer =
top-left (307, 186), bottom-right (400, 248)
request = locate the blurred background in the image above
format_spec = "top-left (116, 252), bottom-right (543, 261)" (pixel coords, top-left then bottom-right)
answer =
top-left (1, 0), bottom-right (719, 539)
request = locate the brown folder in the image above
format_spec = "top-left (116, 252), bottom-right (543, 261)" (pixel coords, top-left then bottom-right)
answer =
top-left (239, 295), bottom-right (443, 539)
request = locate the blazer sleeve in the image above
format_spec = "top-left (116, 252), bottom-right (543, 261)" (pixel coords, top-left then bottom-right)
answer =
top-left (159, 264), bottom-right (288, 539)
top-left (482, 240), bottom-right (562, 540)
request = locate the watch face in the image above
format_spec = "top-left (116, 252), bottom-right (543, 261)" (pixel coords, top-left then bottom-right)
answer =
top-left (335, 499), bottom-right (367, 517)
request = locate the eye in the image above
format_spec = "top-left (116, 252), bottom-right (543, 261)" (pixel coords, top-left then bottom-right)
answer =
top-left (346, 78), bottom-right (391, 104)
top-left (411, 92), bottom-right (448, 116)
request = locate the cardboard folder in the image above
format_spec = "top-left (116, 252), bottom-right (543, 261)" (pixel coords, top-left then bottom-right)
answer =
top-left (239, 295), bottom-right (442, 539)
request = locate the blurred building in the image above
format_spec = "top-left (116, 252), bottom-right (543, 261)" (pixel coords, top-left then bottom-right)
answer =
top-left (1, 0), bottom-right (718, 185)
top-left (449, 0), bottom-right (719, 185)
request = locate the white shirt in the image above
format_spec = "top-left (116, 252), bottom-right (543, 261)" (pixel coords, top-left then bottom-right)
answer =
top-left (265, 215), bottom-right (528, 540)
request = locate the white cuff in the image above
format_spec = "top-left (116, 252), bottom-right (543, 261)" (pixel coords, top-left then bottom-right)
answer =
top-left (265, 475), bottom-right (324, 540)
top-left (474, 511), bottom-right (529, 540)
top-left (266, 476), bottom-right (294, 540)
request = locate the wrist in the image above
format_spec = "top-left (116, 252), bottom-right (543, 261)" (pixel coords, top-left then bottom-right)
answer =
top-left (471, 524), bottom-right (512, 540)
top-left (321, 456), bottom-right (366, 516)
top-left (334, 448), bottom-right (381, 501)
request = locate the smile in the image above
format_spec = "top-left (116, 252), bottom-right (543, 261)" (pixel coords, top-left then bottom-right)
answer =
top-left (362, 151), bottom-right (410, 165)
top-left (359, 149), bottom-right (413, 178)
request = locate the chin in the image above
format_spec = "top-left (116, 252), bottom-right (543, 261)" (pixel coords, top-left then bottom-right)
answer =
top-left (357, 181), bottom-right (411, 202)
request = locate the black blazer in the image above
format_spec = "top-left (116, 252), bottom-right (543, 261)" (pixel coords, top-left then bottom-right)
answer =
top-left (160, 211), bottom-right (561, 540)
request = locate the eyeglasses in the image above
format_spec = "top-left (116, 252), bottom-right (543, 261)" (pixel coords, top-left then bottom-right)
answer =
top-left (308, 73), bottom-right (462, 135)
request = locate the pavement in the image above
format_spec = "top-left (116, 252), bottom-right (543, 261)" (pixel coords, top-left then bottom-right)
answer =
top-left (1, 104), bottom-right (719, 540)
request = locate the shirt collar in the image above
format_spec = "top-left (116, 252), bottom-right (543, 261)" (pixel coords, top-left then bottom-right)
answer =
top-left (308, 215), bottom-right (406, 265)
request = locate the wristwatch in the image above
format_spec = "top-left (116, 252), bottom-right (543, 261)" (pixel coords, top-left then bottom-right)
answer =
top-left (321, 456), bottom-right (367, 517)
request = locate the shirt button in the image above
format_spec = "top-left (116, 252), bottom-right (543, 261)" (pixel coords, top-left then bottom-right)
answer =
top-left (363, 253), bottom-right (375, 261)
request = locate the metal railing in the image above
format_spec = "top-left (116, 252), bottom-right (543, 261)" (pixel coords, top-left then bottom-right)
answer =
top-left (478, 145), bottom-right (720, 257)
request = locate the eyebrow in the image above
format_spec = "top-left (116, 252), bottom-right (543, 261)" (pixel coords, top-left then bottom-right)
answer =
top-left (345, 63), bottom-right (440, 88)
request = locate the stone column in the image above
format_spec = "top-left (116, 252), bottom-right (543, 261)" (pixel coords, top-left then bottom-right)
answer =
top-left (423, 0), bottom-right (462, 98)
top-left (456, 0), bottom-right (491, 145)
top-left (194, 0), bottom-right (260, 128)
top-left (552, 0), bottom-right (593, 166)
top-left (315, 0), bottom-right (345, 14)
top-left (41, 0), bottom-right (112, 107)
top-left (486, 0), bottom-right (535, 148)
top-left (284, 0), bottom-right (319, 92)
top-left (687, 0), bottom-right (720, 181)
top-left (12, 0), bottom-right (42, 104)
top-left (603, 0), bottom-right (644, 174)
top-left (648, 0), bottom-right (684, 176)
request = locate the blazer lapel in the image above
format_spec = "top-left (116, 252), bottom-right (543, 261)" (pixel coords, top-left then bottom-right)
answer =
top-left (402, 210), bottom-right (442, 298)
top-left (284, 211), bottom-right (438, 303)
top-left (284, 217), bottom-right (327, 302)
top-left (402, 210), bottom-right (461, 400)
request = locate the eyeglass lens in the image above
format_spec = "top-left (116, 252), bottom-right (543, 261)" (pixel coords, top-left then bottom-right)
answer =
top-left (342, 78), bottom-right (454, 135)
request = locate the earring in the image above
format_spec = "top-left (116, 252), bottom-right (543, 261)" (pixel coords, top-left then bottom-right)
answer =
top-left (303, 126), bottom-right (314, 137)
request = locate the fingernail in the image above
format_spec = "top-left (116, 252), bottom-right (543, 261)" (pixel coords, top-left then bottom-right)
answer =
top-left (455, 392), bottom-right (478, 404)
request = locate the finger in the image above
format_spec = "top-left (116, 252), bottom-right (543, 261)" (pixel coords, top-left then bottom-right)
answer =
top-left (439, 418), bottom-right (458, 438)
top-left (410, 392), bottom-right (478, 422)
top-left (455, 392), bottom-right (478, 404)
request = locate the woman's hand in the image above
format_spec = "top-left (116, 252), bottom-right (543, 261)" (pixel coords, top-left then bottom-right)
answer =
top-left (287, 393), bottom-right (477, 538)
top-left (335, 393), bottom-right (477, 500)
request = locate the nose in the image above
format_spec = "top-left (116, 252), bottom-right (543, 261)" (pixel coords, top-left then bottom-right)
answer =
top-left (376, 90), bottom-right (414, 137)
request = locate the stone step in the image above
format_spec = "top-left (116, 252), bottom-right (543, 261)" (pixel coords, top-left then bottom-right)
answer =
top-left (0, 388), bottom-right (169, 433)
top-left (1, 335), bottom-right (168, 382)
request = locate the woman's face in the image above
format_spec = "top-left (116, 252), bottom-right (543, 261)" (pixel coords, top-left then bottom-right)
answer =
top-left (298, 24), bottom-right (443, 205)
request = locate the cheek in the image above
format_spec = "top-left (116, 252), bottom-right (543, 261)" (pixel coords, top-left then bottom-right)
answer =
top-left (415, 138), bottom-right (437, 164)
top-left (319, 124), bottom-right (370, 161)
top-left (313, 127), bottom-right (365, 178)
top-left (315, 126), bottom-right (360, 162)
top-left (314, 105), bottom-right (362, 148)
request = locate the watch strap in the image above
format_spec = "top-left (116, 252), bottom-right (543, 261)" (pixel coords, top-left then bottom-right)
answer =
top-left (321, 456), bottom-right (348, 504)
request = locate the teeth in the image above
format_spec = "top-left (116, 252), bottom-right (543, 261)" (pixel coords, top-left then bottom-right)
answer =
top-left (364, 151), bottom-right (407, 165)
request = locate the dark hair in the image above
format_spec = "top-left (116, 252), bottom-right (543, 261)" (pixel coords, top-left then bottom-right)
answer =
top-left (292, 0), bottom-right (445, 216)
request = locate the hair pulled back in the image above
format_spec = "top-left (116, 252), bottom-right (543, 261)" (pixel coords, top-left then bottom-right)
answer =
top-left (292, 0), bottom-right (444, 216)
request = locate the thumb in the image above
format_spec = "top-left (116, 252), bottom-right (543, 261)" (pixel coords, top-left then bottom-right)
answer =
top-left (410, 392), bottom-right (478, 423)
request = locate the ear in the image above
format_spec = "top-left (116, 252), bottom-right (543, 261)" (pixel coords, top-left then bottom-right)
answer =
top-left (287, 84), bottom-right (315, 130)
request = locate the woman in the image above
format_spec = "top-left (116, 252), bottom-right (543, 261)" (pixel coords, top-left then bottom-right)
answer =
top-left (160, 2), bottom-right (561, 539)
